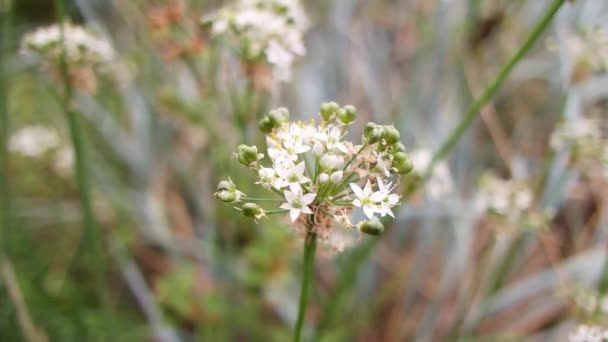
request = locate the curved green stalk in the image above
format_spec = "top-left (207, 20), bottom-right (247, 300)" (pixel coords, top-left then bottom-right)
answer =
top-left (294, 228), bottom-right (317, 342)
top-left (426, 0), bottom-right (566, 176)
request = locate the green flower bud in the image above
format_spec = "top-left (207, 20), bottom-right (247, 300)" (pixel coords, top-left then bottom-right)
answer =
top-left (215, 190), bottom-right (237, 202)
top-left (382, 125), bottom-right (400, 145)
top-left (217, 180), bottom-right (235, 192)
top-left (363, 123), bottom-right (384, 144)
top-left (320, 102), bottom-right (340, 121)
top-left (258, 107), bottom-right (289, 134)
top-left (237, 144), bottom-right (260, 166)
top-left (359, 217), bottom-right (384, 236)
top-left (337, 105), bottom-right (357, 124)
top-left (241, 202), bottom-right (262, 218)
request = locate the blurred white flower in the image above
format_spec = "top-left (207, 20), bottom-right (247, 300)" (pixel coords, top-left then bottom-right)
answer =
top-left (568, 324), bottom-right (608, 342)
top-left (409, 148), bottom-right (454, 200)
top-left (21, 22), bottom-right (114, 66)
top-left (9, 126), bottom-right (61, 158)
top-left (203, 0), bottom-right (309, 82)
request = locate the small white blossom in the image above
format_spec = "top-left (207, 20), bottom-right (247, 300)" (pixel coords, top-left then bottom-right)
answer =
top-left (280, 187), bottom-right (316, 222)
top-left (350, 181), bottom-right (385, 219)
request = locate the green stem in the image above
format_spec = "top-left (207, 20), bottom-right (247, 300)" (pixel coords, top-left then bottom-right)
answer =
top-left (242, 197), bottom-right (284, 202)
top-left (0, 1), bottom-right (12, 255)
top-left (294, 223), bottom-right (317, 342)
top-left (426, 0), bottom-right (565, 176)
top-left (55, 0), bottom-right (111, 332)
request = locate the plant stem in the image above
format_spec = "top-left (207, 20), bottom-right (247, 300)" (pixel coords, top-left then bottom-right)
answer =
top-left (294, 224), bottom-right (317, 342)
top-left (426, 0), bottom-right (566, 176)
top-left (55, 0), bottom-right (111, 333)
top-left (0, 0), bottom-right (12, 255)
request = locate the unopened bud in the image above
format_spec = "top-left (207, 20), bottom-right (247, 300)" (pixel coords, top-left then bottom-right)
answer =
top-left (312, 141), bottom-right (324, 157)
top-left (337, 105), bottom-right (356, 124)
top-left (241, 202), bottom-right (262, 218)
top-left (320, 102), bottom-right (340, 122)
top-left (359, 217), bottom-right (384, 236)
top-left (217, 180), bottom-right (235, 192)
top-left (215, 190), bottom-right (237, 202)
top-left (330, 170), bottom-right (343, 183)
top-left (237, 144), bottom-right (260, 166)
top-left (319, 173), bottom-right (329, 183)
top-left (258, 107), bottom-right (289, 134)
top-left (320, 154), bottom-right (345, 170)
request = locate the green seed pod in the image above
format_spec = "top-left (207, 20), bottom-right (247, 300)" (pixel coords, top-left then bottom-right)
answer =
top-left (395, 154), bottom-right (413, 175)
top-left (392, 152), bottom-right (408, 165)
top-left (359, 217), bottom-right (384, 236)
top-left (215, 190), bottom-right (237, 203)
top-left (393, 142), bottom-right (406, 153)
top-left (337, 105), bottom-right (357, 124)
top-left (364, 123), bottom-right (384, 144)
top-left (382, 125), bottom-right (401, 145)
top-left (237, 144), bottom-right (259, 166)
top-left (217, 180), bottom-right (235, 192)
top-left (320, 102), bottom-right (340, 121)
top-left (241, 202), bottom-right (262, 218)
top-left (258, 116), bottom-right (274, 134)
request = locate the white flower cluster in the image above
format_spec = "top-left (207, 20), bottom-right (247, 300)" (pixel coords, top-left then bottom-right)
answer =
top-left (9, 125), bottom-right (74, 176)
top-left (474, 172), bottom-right (553, 232)
top-left (569, 324), bottom-right (608, 342)
top-left (215, 102), bottom-right (413, 249)
top-left (203, 0), bottom-right (308, 81)
top-left (563, 26), bottom-right (608, 79)
top-left (550, 116), bottom-right (608, 177)
top-left (21, 22), bottom-right (115, 67)
top-left (568, 286), bottom-right (608, 318)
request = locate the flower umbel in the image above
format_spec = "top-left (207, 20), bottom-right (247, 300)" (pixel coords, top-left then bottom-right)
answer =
top-left (215, 103), bottom-right (413, 251)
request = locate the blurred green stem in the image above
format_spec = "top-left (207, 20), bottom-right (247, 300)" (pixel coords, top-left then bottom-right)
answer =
top-left (0, 1), bottom-right (12, 254)
top-left (294, 224), bottom-right (317, 342)
top-left (426, 0), bottom-right (566, 175)
top-left (55, 0), bottom-right (112, 332)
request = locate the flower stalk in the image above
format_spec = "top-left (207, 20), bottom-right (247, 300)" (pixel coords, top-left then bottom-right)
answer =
top-left (294, 221), bottom-right (317, 342)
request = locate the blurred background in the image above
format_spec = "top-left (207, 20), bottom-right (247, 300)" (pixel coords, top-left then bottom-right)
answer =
top-left (2, 0), bottom-right (608, 340)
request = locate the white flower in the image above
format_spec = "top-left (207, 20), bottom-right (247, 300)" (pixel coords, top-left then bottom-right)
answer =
top-left (373, 150), bottom-right (393, 176)
top-left (280, 187), bottom-right (316, 222)
top-left (9, 126), bottom-right (61, 157)
top-left (375, 177), bottom-right (399, 218)
top-left (316, 125), bottom-right (348, 153)
top-left (350, 180), bottom-right (384, 219)
top-left (275, 160), bottom-right (310, 192)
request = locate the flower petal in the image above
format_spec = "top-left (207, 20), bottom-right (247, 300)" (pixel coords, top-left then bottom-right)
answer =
top-left (289, 208), bottom-right (300, 222)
